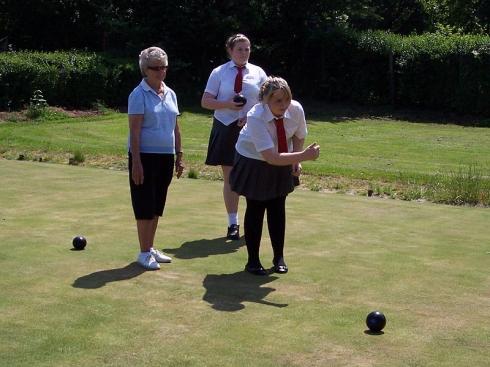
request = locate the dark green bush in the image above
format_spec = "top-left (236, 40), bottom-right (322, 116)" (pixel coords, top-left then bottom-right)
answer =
top-left (0, 51), bottom-right (139, 109)
top-left (296, 29), bottom-right (490, 116)
top-left (1, 31), bottom-right (490, 116)
top-left (101, 54), bottom-right (140, 108)
top-left (391, 33), bottom-right (490, 115)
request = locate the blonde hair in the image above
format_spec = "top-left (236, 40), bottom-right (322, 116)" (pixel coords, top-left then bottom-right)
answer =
top-left (138, 47), bottom-right (168, 77)
top-left (259, 76), bottom-right (292, 103)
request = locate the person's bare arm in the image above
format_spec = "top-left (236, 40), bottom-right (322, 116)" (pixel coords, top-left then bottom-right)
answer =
top-left (174, 118), bottom-right (184, 178)
top-left (129, 114), bottom-right (144, 185)
top-left (291, 136), bottom-right (305, 176)
top-left (260, 142), bottom-right (320, 166)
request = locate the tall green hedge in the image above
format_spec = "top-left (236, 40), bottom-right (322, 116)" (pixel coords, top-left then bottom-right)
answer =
top-left (0, 51), bottom-right (138, 109)
top-left (1, 30), bottom-right (490, 116)
top-left (297, 29), bottom-right (490, 116)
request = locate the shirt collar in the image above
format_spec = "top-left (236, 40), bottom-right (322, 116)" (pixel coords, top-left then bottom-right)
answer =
top-left (140, 79), bottom-right (166, 95)
top-left (263, 103), bottom-right (291, 123)
top-left (227, 60), bottom-right (248, 70)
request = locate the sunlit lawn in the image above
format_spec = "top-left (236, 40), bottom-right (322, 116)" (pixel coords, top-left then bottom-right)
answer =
top-left (1, 108), bottom-right (489, 185)
top-left (1, 159), bottom-right (489, 366)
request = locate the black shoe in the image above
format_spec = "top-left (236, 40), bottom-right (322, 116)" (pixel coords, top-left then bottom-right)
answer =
top-left (273, 258), bottom-right (288, 274)
top-left (245, 263), bottom-right (267, 276)
top-left (227, 224), bottom-right (240, 240)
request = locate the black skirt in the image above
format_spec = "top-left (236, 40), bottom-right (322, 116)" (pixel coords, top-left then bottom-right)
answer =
top-left (205, 117), bottom-right (241, 166)
top-left (230, 153), bottom-right (296, 201)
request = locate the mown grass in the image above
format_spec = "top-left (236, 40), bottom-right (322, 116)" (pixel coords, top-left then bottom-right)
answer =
top-left (0, 105), bottom-right (489, 205)
top-left (0, 159), bottom-right (489, 367)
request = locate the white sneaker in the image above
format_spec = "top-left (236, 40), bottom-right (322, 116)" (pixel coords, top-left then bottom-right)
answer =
top-left (150, 248), bottom-right (172, 263)
top-left (137, 252), bottom-right (160, 270)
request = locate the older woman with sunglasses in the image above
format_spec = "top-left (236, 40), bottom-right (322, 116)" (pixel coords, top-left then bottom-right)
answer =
top-left (127, 46), bottom-right (185, 270)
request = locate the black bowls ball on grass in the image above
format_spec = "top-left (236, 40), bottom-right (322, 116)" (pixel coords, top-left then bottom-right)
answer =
top-left (366, 311), bottom-right (386, 332)
top-left (233, 94), bottom-right (247, 107)
top-left (72, 236), bottom-right (87, 250)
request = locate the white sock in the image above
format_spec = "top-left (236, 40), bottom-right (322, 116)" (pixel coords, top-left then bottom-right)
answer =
top-left (228, 213), bottom-right (238, 226)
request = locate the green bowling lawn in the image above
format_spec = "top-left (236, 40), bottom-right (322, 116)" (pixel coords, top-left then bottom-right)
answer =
top-left (1, 159), bottom-right (489, 366)
top-left (1, 108), bottom-right (489, 205)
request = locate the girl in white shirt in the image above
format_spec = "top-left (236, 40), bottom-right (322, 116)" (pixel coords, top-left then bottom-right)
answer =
top-left (230, 76), bottom-right (320, 275)
top-left (201, 34), bottom-right (267, 241)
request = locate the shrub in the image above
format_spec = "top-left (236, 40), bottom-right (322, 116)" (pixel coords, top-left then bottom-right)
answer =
top-left (425, 164), bottom-right (490, 206)
top-left (297, 29), bottom-right (490, 116)
top-left (1, 31), bottom-right (490, 116)
top-left (0, 51), bottom-right (138, 110)
top-left (69, 150), bottom-right (85, 165)
top-left (25, 89), bottom-right (48, 119)
top-left (187, 167), bottom-right (199, 179)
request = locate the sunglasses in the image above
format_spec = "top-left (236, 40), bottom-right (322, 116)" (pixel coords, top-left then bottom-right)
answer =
top-left (147, 65), bottom-right (168, 71)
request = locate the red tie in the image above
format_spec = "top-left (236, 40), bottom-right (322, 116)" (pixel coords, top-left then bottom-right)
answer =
top-left (274, 118), bottom-right (288, 153)
top-left (234, 66), bottom-right (244, 93)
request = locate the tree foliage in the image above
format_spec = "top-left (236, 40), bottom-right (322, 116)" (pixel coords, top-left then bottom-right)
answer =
top-left (422, 0), bottom-right (490, 34)
top-left (2, 1), bottom-right (488, 53)
top-left (1, 1), bottom-right (490, 114)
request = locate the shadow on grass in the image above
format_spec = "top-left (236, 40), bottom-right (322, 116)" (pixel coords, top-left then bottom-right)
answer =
top-left (72, 262), bottom-right (145, 289)
top-left (202, 271), bottom-right (288, 311)
top-left (364, 330), bottom-right (385, 336)
top-left (163, 237), bottom-right (244, 259)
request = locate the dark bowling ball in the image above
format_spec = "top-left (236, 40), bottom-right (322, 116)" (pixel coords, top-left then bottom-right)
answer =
top-left (72, 236), bottom-right (87, 250)
top-left (233, 94), bottom-right (247, 106)
top-left (366, 311), bottom-right (386, 332)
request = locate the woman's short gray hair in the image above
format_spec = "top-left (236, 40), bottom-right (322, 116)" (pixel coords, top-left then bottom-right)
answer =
top-left (138, 47), bottom-right (168, 77)
top-left (259, 76), bottom-right (292, 103)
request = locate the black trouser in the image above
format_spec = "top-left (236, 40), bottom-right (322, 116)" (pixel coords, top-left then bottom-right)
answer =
top-left (244, 196), bottom-right (286, 266)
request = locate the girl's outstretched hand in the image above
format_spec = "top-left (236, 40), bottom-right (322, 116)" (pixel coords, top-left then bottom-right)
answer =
top-left (304, 142), bottom-right (320, 161)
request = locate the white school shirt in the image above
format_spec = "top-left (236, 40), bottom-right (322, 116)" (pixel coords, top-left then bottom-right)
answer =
top-left (235, 100), bottom-right (308, 161)
top-left (204, 60), bottom-right (267, 125)
top-left (127, 79), bottom-right (179, 154)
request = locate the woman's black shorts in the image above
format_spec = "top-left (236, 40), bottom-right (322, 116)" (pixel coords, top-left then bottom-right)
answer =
top-left (128, 152), bottom-right (174, 220)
